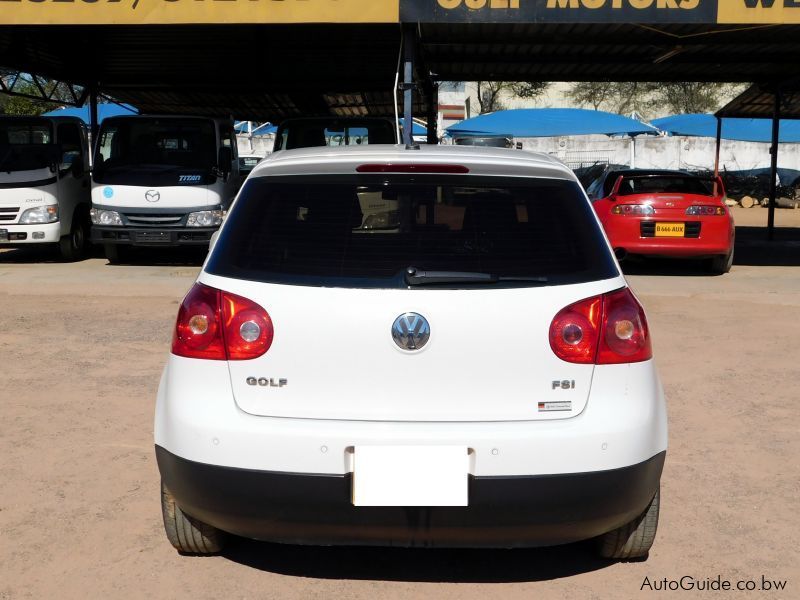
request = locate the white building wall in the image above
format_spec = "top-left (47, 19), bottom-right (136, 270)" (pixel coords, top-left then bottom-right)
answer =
top-left (515, 134), bottom-right (800, 176)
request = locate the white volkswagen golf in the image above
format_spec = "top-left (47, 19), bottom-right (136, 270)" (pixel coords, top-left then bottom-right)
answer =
top-left (155, 144), bottom-right (667, 559)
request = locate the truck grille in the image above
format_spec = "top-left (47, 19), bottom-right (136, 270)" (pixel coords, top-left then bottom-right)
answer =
top-left (125, 214), bottom-right (184, 226)
top-left (0, 207), bottom-right (19, 221)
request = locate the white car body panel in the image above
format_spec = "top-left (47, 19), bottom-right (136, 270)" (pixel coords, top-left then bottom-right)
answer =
top-left (199, 271), bottom-right (626, 422)
top-left (154, 356), bottom-right (666, 476)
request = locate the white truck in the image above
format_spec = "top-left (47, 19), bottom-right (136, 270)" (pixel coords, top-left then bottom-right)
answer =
top-left (0, 116), bottom-right (92, 260)
top-left (90, 115), bottom-right (239, 262)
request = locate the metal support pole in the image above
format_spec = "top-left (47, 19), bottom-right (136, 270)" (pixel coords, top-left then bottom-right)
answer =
top-left (713, 116), bottom-right (722, 177)
top-left (89, 85), bottom-right (99, 150)
top-left (713, 116), bottom-right (722, 196)
top-left (402, 24), bottom-right (415, 147)
top-left (426, 82), bottom-right (438, 145)
top-left (767, 90), bottom-right (781, 241)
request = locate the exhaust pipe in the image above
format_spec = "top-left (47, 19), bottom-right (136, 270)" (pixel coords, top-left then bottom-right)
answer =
top-left (614, 248), bottom-right (627, 262)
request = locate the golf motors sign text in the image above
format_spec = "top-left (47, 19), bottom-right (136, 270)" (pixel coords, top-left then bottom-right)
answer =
top-left (401, 0), bottom-right (800, 22)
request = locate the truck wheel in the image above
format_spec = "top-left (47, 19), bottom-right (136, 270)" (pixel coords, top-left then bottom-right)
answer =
top-left (161, 482), bottom-right (226, 554)
top-left (598, 488), bottom-right (659, 560)
top-left (58, 211), bottom-right (89, 261)
top-left (103, 243), bottom-right (129, 265)
top-left (708, 250), bottom-right (733, 275)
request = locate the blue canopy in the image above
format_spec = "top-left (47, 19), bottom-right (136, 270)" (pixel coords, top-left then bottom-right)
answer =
top-left (446, 108), bottom-right (657, 138)
top-left (652, 113), bottom-right (800, 143)
top-left (42, 103), bottom-right (137, 124)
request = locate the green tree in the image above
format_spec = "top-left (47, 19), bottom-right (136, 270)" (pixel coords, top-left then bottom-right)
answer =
top-left (476, 81), bottom-right (550, 114)
top-left (0, 78), bottom-right (75, 116)
top-left (565, 81), bottom-right (748, 118)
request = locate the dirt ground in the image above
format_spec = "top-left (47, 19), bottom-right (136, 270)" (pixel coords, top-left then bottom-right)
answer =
top-left (1, 211), bottom-right (799, 599)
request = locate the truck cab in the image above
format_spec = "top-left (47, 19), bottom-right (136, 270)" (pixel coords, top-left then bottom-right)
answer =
top-left (0, 116), bottom-right (91, 260)
top-left (90, 115), bottom-right (239, 262)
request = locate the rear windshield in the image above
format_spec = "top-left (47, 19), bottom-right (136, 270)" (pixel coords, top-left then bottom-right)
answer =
top-left (617, 175), bottom-right (713, 197)
top-left (206, 175), bottom-right (617, 289)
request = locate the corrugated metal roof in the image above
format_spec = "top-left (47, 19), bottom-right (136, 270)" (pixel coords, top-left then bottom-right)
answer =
top-left (2, 22), bottom-right (800, 120)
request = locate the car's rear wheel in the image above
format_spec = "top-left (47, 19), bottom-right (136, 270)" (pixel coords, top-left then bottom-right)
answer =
top-left (597, 487), bottom-right (660, 560)
top-left (708, 250), bottom-right (733, 275)
top-left (161, 482), bottom-right (226, 554)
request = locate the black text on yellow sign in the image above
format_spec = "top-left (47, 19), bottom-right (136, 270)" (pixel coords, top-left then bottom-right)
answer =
top-left (0, 0), bottom-right (399, 25)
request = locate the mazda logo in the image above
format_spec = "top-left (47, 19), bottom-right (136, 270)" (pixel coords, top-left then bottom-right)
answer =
top-left (391, 313), bottom-right (430, 351)
top-left (145, 190), bottom-right (161, 203)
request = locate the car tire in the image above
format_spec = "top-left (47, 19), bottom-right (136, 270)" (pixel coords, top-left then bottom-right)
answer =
top-left (161, 482), bottom-right (226, 554)
top-left (103, 243), bottom-right (130, 265)
top-left (58, 210), bottom-right (89, 262)
top-left (598, 487), bottom-right (660, 560)
top-left (708, 250), bottom-right (733, 275)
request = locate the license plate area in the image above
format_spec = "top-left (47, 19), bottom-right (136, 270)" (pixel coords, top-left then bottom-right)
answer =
top-left (655, 222), bottom-right (685, 237)
top-left (133, 231), bottom-right (172, 243)
top-left (352, 446), bottom-right (469, 507)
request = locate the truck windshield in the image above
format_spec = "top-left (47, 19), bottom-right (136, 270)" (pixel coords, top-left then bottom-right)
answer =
top-left (93, 118), bottom-right (216, 185)
top-left (0, 120), bottom-right (54, 172)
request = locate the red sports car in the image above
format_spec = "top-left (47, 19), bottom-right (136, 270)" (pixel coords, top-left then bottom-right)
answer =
top-left (589, 169), bottom-right (735, 274)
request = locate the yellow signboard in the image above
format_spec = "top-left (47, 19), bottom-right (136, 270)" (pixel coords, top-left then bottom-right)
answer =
top-left (0, 0), bottom-right (399, 26)
top-left (717, 0), bottom-right (800, 24)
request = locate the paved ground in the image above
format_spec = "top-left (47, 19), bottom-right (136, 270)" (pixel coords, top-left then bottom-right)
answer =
top-left (1, 208), bottom-right (799, 599)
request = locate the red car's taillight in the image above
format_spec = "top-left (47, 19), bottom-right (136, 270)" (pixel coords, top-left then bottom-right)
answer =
top-left (172, 283), bottom-right (274, 361)
top-left (549, 288), bottom-right (652, 365)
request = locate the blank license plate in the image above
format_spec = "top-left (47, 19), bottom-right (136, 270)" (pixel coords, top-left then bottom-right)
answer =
top-left (655, 222), bottom-right (685, 237)
top-left (352, 446), bottom-right (468, 507)
top-left (134, 231), bottom-right (171, 243)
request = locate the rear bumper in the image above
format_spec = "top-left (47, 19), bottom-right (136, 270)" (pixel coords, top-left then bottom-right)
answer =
top-left (91, 226), bottom-right (215, 246)
top-left (606, 216), bottom-right (733, 257)
top-left (157, 445), bottom-right (664, 548)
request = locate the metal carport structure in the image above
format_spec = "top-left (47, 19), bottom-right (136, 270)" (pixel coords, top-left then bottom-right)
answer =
top-left (3, 1), bottom-right (800, 148)
top-left (716, 82), bottom-right (800, 239)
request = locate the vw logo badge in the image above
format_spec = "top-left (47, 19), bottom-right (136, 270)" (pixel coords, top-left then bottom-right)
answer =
top-left (145, 190), bottom-right (161, 203)
top-left (391, 313), bottom-right (430, 351)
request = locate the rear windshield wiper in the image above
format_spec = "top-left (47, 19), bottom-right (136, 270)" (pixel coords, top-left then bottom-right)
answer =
top-left (404, 267), bottom-right (548, 286)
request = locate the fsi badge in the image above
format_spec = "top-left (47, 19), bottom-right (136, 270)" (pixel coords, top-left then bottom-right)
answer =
top-left (718, 0), bottom-right (800, 24)
top-left (400, 0), bottom-right (718, 23)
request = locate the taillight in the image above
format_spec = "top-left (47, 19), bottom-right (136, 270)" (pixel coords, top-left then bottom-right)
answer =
top-left (686, 205), bottom-right (725, 216)
top-left (549, 288), bottom-right (652, 365)
top-left (549, 296), bottom-right (602, 364)
top-left (596, 288), bottom-right (651, 364)
top-left (611, 204), bottom-right (655, 215)
top-left (172, 283), bottom-right (274, 360)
